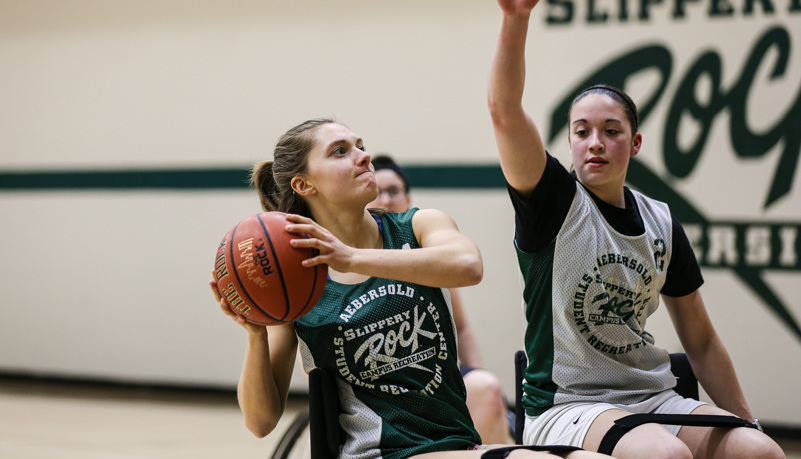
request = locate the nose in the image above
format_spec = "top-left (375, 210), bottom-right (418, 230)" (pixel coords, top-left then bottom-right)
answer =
top-left (589, 130), bottom-right (604, 152)
top-left (356, 147), bottom-right (371, 166)
top-left (376, 191), bottom-right (393, 209)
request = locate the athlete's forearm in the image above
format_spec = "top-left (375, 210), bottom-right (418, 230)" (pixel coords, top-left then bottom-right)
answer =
top-left (347, 237), bottom-right (482, 289)
top-left (689, 334), bottom-right (754, 421)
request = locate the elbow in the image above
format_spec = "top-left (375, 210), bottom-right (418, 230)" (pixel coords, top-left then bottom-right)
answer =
top-left (487, 96), bottom-right (521, 130)
top-left (487, 96), bottom-right (505, 127)
top-left (466, 265), bottom-right (483, 287)
top-left (245, 418), bottom-right (278, 439)
top-left (459, 255), bottom-right (484, 287)
top-left (242, 408), bottom-right (282, 438)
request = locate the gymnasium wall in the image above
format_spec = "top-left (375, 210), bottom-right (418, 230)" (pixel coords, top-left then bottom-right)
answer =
top-left (1, 0), bottom-right (799, 429)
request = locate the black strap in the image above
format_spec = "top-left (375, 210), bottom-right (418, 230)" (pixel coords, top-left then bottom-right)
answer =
top-left (513, 350), bottom-right (527, 444)
top-left (597, 413), bottom-right (757, 455)
top-left (308, 369), bottom-right (343, 459)
top-left (482, 445), bottom-right (582, 459)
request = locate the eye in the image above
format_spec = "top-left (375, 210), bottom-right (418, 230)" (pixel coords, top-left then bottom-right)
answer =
top-left (606, 128), bottom-right (619, 135)
top-left (574, 128), bottom-right (588, 137)
top-left (332, 147), bottom-right (346, 156)
top-left (379, 187), bottom-right (403, 198)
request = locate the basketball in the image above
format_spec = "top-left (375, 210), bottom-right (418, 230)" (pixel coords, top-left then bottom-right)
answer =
top-left (213, 211), bottom-right (327, 326)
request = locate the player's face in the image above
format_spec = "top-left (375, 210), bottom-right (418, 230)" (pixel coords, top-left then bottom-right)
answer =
top-left (302, 123), bottom-right (377, 207)
top-left (366, 169), bottom-right (411, 212)
top-left (568, 94), bottom-right (641, 195)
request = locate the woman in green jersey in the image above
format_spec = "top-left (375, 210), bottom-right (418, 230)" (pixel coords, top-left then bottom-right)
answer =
top-left (211, 118), bottom-right (605, 459)
top-left (368, 154), bottom-right (514, 445)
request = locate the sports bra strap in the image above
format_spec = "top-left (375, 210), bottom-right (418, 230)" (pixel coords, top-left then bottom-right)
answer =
top-left (371, 213), bottom-right (383, 234)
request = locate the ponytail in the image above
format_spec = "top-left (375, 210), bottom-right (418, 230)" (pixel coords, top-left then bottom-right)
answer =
top-left (250, 160), bottom-right (279, 212)
top-left (251, 118), bottom-right (334, 219)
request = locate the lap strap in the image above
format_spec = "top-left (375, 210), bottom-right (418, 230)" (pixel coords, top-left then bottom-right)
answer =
top-left (598, 413), bottom-right (757, 455)
top-left (481, 445), bottom-right (581, 459)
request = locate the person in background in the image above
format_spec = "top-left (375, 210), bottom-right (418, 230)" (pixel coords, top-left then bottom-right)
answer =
top-left (368, 154), bottom-right (515, 445)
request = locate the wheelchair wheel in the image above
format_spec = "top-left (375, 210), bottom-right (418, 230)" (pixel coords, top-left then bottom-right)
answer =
top-left (271, 407), bottom-right (311, 459)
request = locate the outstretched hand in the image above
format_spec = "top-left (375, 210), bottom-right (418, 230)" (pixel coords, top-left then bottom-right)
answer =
top-left (497, 0), bottom-right (541, 14)
top-left (209, 278), bottom-right (266, 335)
top-left (284, 214), bottom-right (355, 273)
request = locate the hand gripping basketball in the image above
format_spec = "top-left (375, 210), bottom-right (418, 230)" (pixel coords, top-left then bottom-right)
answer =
top-left (213, 212), bottom-right (328, 325)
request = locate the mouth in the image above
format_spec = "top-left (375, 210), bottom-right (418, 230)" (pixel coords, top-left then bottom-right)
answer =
top-left (356, 169), bottom-right (375, 181)
top-left (586, 156), bottom-right (608, 167)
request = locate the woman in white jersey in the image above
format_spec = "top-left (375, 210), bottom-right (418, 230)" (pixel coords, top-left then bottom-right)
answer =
top-left (211, 118), bottom-right (605, 459)
top-left (487, 1), bottom-right (785, 458)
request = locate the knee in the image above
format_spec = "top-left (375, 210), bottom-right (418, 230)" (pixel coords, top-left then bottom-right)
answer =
top-left (615, 432), bottom-right (692, 459)
top-left (633, 439), bottom-right (692, 459)
top-left (733, 430), bottom-right (786, 459)
top-left (464, 370), bottom-right (506, 409)
top-left (759, 440), bottom-right (787, 459)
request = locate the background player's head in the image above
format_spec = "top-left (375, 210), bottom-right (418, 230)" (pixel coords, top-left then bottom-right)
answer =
top-left (367, 154), bottom-right (412, 212)
top-left (570, 84), bottom-right (639, 135)
top-left (567, 84), bottom-right (642, 190)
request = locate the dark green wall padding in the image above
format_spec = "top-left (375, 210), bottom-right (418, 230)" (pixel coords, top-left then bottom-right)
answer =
top-left (0, 165), bottom-right (506, 191)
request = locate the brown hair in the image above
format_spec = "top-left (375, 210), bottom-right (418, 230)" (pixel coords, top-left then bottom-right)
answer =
top-left (570, 84), bottom-right (639, 134)
top-left (250, 118), bottom-right (335, 219)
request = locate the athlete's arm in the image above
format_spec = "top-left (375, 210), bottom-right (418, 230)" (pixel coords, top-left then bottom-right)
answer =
top-left (211, 280), bottom-right (298, 437)
top-left (489, 0), bottom-right (547, 196)
top-left (287, 210), bottom-right (482, 289)
top-left (662, 290), bottom-right (754, 422)
top-left (450, 289), bottom-right (484, 368)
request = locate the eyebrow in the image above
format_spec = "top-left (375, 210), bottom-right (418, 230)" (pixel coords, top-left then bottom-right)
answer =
top-left (325, 136), bottom-right (364, 150)
top-left (571, 118), bottom-right (623, 125)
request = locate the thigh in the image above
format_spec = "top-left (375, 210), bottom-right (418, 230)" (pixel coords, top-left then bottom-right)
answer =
top-left (524, 403), bottom-right (615, 448)
top-left (583, 409), bottom-right (689, 458)
top-left (651, 391), bottom-right (708, 436)
top-left (411, 447), bottom-right (601, 459)
top-left (678, 405), bottom-right (784, 459)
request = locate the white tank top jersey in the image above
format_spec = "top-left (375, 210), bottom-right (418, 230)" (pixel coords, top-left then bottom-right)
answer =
top-left (519, 183), bottom-right (677, 416)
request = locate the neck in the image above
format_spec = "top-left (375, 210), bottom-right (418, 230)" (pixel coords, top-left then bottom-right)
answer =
top-left (581, 182), bottom-right (626, 208)
top-left (311, 205), bottom-right (382, 249)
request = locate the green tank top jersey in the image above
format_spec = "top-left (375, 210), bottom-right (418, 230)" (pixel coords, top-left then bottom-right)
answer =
top-left (294, 209), bottom-right (480, 459)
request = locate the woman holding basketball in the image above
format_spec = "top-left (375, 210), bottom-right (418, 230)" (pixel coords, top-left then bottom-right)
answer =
top-left (212, 118), bottom-right (604, 458)
top-left (488, 1), bottom-right (784, 458)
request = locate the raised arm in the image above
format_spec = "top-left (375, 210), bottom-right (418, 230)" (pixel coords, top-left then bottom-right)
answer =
top-left (488, 0), bottom-right (548, 196)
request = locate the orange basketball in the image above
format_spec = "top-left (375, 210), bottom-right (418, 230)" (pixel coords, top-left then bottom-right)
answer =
top-left (213, 212), bottom-right (327, 325)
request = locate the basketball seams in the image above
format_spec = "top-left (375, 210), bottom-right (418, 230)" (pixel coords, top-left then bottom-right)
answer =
top-left (293, 248), bottom-right (324, 321)
top-left (216, 211), bottom-right (327, 326)
top-left (228, 219), bottom-right (283, 324)
top-left (257, 213), bottom-right (293, 322)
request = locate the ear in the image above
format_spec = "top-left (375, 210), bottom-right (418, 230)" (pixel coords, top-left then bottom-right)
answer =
top-left (630, 132), bottom-right (642, 157)
top-left (291, 175), bottom-right (316, 196)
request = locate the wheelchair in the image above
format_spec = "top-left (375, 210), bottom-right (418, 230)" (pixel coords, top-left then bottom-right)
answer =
top-left (271, 352), bottom-right (756, 458)
top-left (270, 369), bottom-right (340, 459)
top-left (513, 350), bottom-right (757, 454)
